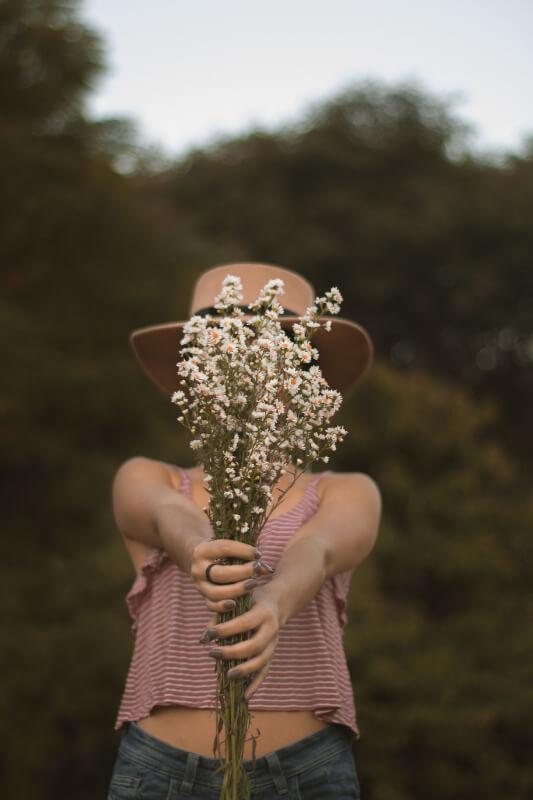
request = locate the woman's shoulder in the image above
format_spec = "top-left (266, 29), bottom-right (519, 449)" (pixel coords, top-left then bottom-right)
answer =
top-left (315, 469), bottom-right (381, 505)
top-left (123, 456), bottom-right (188, 492)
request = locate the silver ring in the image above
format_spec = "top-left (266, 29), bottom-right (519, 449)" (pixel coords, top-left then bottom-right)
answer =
top-left (205, 563), bottom-right (218, 583)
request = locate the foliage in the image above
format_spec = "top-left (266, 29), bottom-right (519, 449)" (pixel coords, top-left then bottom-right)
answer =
top-left (160, 80), bottom-right (533, 467)
top-left (339, 366), bottom-right (533, 799)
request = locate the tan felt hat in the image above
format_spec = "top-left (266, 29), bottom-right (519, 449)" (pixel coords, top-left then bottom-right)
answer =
top-left (130, 262), bottom-right (374, 396)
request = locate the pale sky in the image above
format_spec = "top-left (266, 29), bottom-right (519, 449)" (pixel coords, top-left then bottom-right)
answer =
top-left (83, 0), bottom-right (533, 162)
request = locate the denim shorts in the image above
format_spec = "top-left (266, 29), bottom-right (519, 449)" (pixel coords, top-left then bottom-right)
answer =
top-left (108, 720), bottom-right (361, 799)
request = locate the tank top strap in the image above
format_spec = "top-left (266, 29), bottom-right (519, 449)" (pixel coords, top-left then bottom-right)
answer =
top-left (171, 464), bottom-right (192, 497)
top-left (306, 469), bottom-right (332, 495)
top-left (309, 469), bottom-right (332, 485)
top-left (304, 469), bottom-right (331, 509)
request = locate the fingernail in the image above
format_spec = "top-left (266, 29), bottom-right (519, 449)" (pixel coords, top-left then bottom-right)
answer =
top-left (253, 547), bottom-right (261, 559)
top-left (199, 628), bottom-right (218, 644)
top-left (228, 668), bottom-right (242, 679)
top-left (252, 560), bottom-right (261, 575)
top-left (223, 600), bottom-right (235, 610)
top-left (258, 559), bottom-right (274, 573)
top-left (208, 648), bottom-right (223, 658)
top-left (244, 579), bottom-right (257, 591)
top-left (246, 690), bottom-right (255, 701)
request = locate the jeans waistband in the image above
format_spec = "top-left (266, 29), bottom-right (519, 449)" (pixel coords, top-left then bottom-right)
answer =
top-left (120, 720), bottom-right (351, 793)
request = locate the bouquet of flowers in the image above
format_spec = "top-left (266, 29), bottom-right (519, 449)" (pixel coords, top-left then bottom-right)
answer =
top-left (172, 274), bottom-right (347, 800)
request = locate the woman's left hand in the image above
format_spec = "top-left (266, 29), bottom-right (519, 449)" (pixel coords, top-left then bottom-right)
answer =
top-left (200, 584), bottom-right (280, 700)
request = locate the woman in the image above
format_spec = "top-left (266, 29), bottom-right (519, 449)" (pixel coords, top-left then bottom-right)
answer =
top-left (107, 262), bottom-right (382, 799)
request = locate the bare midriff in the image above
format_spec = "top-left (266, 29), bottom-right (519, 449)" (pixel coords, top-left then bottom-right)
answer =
top-left (135, 707), bottom-right (329, 758)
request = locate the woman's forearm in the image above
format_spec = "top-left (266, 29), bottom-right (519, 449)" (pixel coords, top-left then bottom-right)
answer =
top-left (262, 536), bottom-right (328, 627)
top-left (263, 473), bottom-right (381, 626)
top-left (153, 503), bottom-right (213, 575)
top-left (112, 458), bottom-right (214, 567)
top-left (200, 474), bottom-right (380, 699)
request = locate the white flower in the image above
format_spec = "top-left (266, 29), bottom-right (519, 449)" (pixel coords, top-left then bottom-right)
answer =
top-left (265, 278), bottom-right (284, 294)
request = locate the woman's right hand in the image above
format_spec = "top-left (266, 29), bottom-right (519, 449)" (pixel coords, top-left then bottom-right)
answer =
top-left (188, 538), bottom-right (274, 614)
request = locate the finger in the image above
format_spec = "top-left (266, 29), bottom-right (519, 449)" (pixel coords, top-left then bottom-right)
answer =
top-left (207, 627), bottom-right (273, 661)
top-left (201, 559), bottom-right (274, 585)
top-left (204, 598), bottom-right (237, 614)
top-left (200, 578), bottom-right (260, 602)
top-left (225, 640), bottom-right (277, 680)
top-left (199, 609), bottom-right (233, 644)
top-left (244, 663), bottom-right (271, 700)
top-left (210, 606), bottom-right (263, 638)
top-left (257, 560), bottom-right (275, 574)
top-left (194, 539), bottom-right (261, 563)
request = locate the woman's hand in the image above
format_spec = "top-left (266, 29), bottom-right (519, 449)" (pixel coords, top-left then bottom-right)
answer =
top-left (200, 584), bottom-right (280, 700)
top-left (189, 538), bottom-right (274, 613)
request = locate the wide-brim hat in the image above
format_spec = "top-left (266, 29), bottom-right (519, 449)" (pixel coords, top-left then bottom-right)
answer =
top-left (129, 262), bottom-right (374, 396)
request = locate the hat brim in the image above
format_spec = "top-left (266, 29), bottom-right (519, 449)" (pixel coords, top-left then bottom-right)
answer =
top-left (129, 316), bottom-right (373, 397)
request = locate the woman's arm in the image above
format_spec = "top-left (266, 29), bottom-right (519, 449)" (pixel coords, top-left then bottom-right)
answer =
top-left (111, 456), bottom-right (213, 573)
top-left (112, 456), bottom-right (271, 598)
top-left (265, 471), bottom-right (382, 625)
top-left (203, 472), bottom-right (382, 698)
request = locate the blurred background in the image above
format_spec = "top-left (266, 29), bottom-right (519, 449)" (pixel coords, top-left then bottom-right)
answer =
top-left (1, 1), bottom-right (532, 798)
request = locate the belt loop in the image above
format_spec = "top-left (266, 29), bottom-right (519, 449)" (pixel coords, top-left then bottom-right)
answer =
top-left (180, 752), bottom-right (199, 795)
top-left (265, 752), bottom-right (289, 795)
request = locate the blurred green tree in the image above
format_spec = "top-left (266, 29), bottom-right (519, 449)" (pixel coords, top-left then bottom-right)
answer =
top-left (339, 366), bottom-right (532, 799)
top-left (159, 82), bottom-right (533, 468)
top-left (0, 4), bottom-right (210, 796)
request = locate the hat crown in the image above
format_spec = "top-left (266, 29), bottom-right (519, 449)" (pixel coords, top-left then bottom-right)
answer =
top-left (189, 263), bottom-right (316, 317)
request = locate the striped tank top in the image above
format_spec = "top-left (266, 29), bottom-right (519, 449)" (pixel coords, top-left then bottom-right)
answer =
top-left (114, 466), bottom-right (360, 741)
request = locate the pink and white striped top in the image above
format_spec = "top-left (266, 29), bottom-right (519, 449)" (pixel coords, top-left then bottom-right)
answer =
top-left (114, 466), bottom-right (360, 740)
